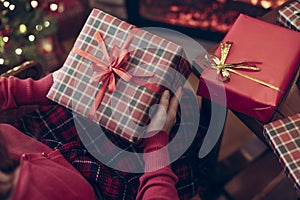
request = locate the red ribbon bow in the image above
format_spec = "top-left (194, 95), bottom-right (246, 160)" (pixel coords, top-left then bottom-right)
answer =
top-left (72, 29), bottom-right (157, 118)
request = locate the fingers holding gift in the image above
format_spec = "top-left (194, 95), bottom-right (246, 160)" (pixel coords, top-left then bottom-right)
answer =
top-left (147, 87), bottom-right (183, 135)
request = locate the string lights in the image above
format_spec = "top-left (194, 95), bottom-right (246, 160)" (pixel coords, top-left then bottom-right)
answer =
top-left (0, 0), bottom-right (58, 66)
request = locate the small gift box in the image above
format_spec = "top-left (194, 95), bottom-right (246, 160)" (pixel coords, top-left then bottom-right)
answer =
top-left (263, 113), bottom-right (300, 193)
top-left (278, 0), bottom-right (300, 32)
top-left (197, 14), bottom-right (300, 122)
top-left (47, 9), bottom-right (191, 143)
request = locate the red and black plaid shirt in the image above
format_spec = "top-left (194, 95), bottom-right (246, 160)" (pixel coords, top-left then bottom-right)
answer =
top-left (12, 88), bottom-right (215, 200)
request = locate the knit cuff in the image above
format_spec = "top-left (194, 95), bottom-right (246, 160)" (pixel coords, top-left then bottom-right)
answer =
top-left (143, 130), bottom-right (169, 153)
top-left (14, 73), bottom-right (54, 105)
top-left (143, 131), bottom-right (171, 172)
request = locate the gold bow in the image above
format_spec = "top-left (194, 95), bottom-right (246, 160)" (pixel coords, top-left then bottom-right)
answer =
top-left (206, 41), bottom-right (283, 92)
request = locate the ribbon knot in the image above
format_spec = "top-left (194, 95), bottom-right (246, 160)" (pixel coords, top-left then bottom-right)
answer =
top-left (72, 30), bottom-right (156, 118)
top-left (206, 41), bottom-right (283, 92)
top-left (206, 41), bottom-right (261, 82)
top-left (90, 40), bottom-right (132, 94)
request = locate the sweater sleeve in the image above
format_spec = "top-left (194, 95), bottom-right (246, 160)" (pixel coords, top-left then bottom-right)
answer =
top-left (0, 73), bottom-right (53, 111)
top-left (136, 131), bottom-right (179, 200)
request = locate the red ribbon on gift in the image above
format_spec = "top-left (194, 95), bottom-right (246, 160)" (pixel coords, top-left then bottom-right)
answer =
top-left (72, 28), bottom-right (161, 118)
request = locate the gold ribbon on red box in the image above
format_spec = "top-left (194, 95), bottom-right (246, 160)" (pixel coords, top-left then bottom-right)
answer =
top-left (72, 28), bottom-right (161, 118)
top-left (206, 41), bottom-right (283, 93)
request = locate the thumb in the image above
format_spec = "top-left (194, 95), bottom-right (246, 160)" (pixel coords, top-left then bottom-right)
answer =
top-left (159, 90), bottom-right (170, 111)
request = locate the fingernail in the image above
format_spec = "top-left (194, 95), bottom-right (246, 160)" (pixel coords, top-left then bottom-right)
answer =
top-left (163, 90), bottom-right (170, 98)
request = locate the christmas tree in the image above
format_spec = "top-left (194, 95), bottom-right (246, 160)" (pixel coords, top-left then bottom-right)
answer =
top-left (0, 0), bottom-right (58, 69)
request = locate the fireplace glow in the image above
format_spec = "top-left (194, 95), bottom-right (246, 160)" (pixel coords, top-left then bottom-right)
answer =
top-left (236, 0), bottom-right (287, 8)
top-left (139, 0), bottom-right (288, 33)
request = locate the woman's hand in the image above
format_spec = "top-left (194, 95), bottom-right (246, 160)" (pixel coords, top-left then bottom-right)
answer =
top-left (146, 87), bottom-right (182, 135)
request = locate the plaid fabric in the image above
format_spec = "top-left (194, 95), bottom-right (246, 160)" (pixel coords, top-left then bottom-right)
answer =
top-left (263, 113), bottom-right (300, 193)
top-left (278, 0), bottom-right (300, 32)
top-left (47, 8), bottom-right (191, 143)
top-left (13, 88), bottom-right (213, 200)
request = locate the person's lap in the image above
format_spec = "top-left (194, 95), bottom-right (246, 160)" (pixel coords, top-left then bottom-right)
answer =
top-left (12, 88), bottom-right (214, 200)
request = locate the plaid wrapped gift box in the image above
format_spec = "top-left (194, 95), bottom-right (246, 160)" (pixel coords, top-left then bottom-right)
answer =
top-left (47, 9), bottom-right (191, 143)
top-left (263, 113), bottom-right (300, 193)
top-left (278, 0), bottom-right (300, 32)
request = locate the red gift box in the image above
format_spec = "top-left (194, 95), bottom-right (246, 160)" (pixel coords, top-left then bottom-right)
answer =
top-left (278, 0), bottom-right (300, 32)
top-left (197, 14), bottom-right (300, 122)
top-left (47, 9), bottom-right (191, 143)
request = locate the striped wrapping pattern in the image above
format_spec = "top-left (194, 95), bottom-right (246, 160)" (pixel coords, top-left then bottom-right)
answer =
top-left (278, 0), bottom-right (300, 32)
top-left (47, 9), bottom-right (191, 143)
top-left (263, 113), bottom-right (300, 193)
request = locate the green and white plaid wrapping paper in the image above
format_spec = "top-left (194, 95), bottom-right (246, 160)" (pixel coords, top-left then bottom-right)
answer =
top-left (264, 113), bottom-right (300, 193)
top-left (47, 9), bottom-right (191, 143)
top-left (278, 0), bottom-right (300, 32)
